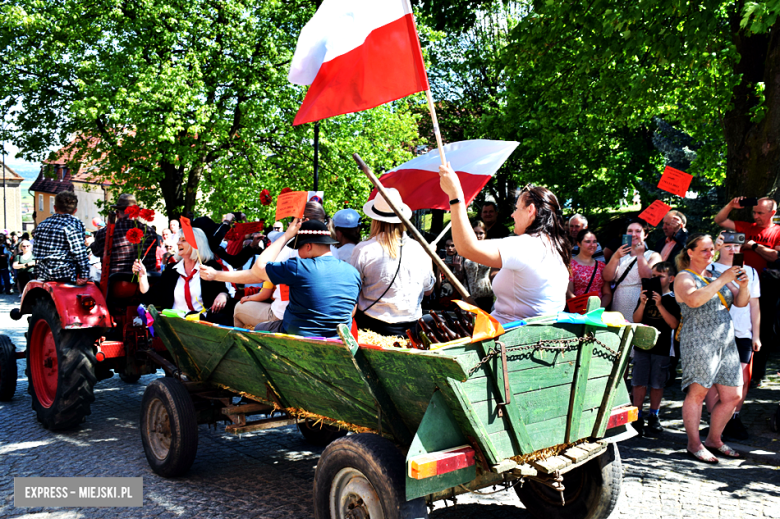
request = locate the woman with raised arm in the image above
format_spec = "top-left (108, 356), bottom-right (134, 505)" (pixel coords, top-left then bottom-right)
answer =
top-left (438, 164), bottom-right (570, 322)
top-left (674, 234), bottom-right (749, 464)
top-left (602, 218), bottom-right (662, 322)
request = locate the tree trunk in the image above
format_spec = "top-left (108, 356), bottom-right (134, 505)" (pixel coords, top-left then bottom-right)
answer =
top-left (159, 161), bottom-right (185, 219)
top-left (724, 15), bottom-right (780, 205)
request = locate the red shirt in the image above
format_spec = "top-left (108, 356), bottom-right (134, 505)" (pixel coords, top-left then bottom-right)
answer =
top-left (734, 221), bottom-right (780, 272)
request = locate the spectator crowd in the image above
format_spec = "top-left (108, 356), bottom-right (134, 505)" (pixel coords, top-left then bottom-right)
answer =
top-left (21, 182), bottom-right (780, 465)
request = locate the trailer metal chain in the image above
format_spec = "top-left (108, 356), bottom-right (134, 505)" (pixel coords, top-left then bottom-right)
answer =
top-left (468, 333), bottom-right (618, 376)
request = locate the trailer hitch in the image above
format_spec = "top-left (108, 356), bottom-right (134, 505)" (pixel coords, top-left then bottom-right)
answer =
top-left (528, 470), bottom-right (566, 506)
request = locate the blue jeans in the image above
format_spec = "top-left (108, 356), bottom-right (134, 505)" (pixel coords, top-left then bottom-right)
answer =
top-left (0, 269), bottom-right (11, 293)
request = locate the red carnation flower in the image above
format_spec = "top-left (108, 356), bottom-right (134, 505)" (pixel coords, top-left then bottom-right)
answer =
top-left (280, 187), bottom-right (293, 194)
top-left (126, 227), bottom-right (145, 244)
top-left (125, 205), bottom-right (141, 219)
top-left (260, 189), bottom-right (272, 206)
top-left (139, 208), bottom-right (155, 222)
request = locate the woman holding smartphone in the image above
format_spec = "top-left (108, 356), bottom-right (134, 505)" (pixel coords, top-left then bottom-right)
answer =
top-left (603, 219), bottom-right (662, 322)
top-left (674, 234), bottom-right (749, 463)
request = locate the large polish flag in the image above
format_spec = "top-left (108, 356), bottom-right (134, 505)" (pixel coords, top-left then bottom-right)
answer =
top-left (289, 0), bottom-right (430, 126)
top-left (369, 140), bottom-right (519, 211)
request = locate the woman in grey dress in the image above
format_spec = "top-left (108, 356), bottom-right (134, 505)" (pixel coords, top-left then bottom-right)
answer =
top-left (674, 234), bottom-right (749, 464)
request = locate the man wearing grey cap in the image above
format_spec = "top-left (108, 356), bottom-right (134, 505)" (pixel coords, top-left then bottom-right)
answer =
top-left (330, 208), bottom-right (361, 261)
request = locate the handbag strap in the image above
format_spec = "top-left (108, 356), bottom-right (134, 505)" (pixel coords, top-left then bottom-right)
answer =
top-left (362, 241), bottom-right (404, 313)
top-left (613, 257), bottom-right (637, 288)
top-left (585, 261), bottom-right (599, 293)
top-left (684, 269), bottom-right (730, 310)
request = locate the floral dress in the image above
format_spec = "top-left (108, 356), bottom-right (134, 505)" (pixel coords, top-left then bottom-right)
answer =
top-left (678, 271), bottom-right (742, 390)
top-left (570, 259), bottom-right (606, 296)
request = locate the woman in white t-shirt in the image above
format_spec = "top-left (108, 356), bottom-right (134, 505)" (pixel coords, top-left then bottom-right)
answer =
top-left (438, 164), bottom-right (570, 323)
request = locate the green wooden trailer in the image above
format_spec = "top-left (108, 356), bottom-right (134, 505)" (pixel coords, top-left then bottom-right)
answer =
top-left (142, 299), bottom-right (656, 519)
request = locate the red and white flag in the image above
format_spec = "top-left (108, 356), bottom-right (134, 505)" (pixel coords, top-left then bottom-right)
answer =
top-left (289, 0), bottom-right (429, 126)
top-left (368, 140), bottom-right (519, 211)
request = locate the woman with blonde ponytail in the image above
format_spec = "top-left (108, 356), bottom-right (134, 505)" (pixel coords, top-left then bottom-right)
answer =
top-left (349, 188), bottom-right (436, 337)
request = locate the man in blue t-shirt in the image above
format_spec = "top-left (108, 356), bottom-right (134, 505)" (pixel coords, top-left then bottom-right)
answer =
top-left (202, 218), bottom-right (361, 338)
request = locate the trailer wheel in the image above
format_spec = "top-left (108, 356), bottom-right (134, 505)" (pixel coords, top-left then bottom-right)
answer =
top-left (313, 433), bottom-right (428, 519)
top-left (516, 443), bottom-right (622, 519)
top-left (25, 298), bottom-right (97, 430)
top-left (0, 335), bottom-right (18, 401)
top-left (141, 378), bottom-right (198, 477)
top-left (298, 419), bottom-right (348, 447)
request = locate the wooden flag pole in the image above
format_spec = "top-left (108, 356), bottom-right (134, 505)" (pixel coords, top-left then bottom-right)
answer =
top-left (425, 89), bottom-right (447, 165)
top-left (353, 153), bottom-right (470, 300)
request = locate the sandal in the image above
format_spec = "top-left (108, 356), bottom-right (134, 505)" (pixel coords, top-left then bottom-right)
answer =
top-left (708, 444), bottom-right (740, 459)
top-left (687, 448), bottom-right (719, 464)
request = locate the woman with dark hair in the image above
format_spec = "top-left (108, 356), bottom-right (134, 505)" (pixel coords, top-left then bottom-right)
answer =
top-left (439, 164), bottom-right (570, 322)
top-left (603, 218), bottom-right (662, 322)
top-left (568, 229), bottom-right (613, 308)
top-left (674, 234), bottom-right (748, 463)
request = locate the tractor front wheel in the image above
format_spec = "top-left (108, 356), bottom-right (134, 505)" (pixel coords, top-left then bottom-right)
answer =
top-left (25, 298), bottom-right (97, 430)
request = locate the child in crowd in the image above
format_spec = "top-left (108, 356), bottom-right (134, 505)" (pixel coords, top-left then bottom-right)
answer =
top-left (631, 261), bottom-right (681, 436)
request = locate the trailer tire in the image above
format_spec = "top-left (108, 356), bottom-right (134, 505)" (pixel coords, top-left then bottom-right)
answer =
top-left (141, 378), bottom-right (198, 477)
top-left (314, 433), bottom-right (428, 519)
top-left (0, 335), bottom-right (18, 401)
top-left (25, 298), bottom-right (97, 430)
top-left (516, 443), bottom-right (622, 519)
top-left (298, 419), bottom-right (348, 447)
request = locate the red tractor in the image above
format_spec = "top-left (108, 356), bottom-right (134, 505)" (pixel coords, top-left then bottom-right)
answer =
top-left (1, 223), bottom-right (170, 430)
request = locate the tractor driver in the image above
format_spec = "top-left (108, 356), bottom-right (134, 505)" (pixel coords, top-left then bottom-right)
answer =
top-left (32, 191), bottom-right (91, 285)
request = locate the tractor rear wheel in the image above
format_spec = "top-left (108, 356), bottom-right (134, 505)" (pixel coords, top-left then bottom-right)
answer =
top-left (0, 334), bottom-right (18, 401)
top-left (25, 298), bottom-right (97, 430)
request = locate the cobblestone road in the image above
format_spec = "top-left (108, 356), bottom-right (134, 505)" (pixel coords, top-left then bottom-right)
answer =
top-left (1, 292), bottom-right (779, 518)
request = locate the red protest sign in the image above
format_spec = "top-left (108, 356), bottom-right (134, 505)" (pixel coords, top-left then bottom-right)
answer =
top-left (179, 216), bottom-right (198, 250)
top-left (638, 200), bottom-right (672, 227)
top-left (275, 191), bottom-right (308, 221)
top-left (657, 166), bottom-right (693, 197)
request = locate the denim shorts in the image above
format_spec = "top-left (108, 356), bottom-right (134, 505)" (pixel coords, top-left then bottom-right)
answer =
top-left (632, 350), bottom-right (671, 389)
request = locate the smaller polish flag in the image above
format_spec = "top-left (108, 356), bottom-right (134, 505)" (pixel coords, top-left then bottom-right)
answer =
top-left (289, 0), bottom-right (429, 126)
top-left (368, 140), bottom-right (519, 211)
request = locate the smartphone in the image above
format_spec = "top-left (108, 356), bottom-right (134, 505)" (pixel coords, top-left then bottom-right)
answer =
top-left (621, 234), bottom-right (633, 248)
top-left (733, 252), bottom-right (744, 268)
top-left (641, 277), bottom-right (662, 305)
top-left (739, 197), bottom-right (759, 207)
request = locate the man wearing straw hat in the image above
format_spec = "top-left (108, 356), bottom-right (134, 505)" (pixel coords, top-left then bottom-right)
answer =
top-left (91, 193), bottom-right (158, 277)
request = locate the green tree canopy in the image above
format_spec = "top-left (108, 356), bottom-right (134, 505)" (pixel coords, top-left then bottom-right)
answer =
top-left (0, 0), bottom-right (422, 221)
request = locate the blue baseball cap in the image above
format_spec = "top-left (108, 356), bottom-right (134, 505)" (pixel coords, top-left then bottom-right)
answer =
top-left (332, 209), bottom-right (360, 229)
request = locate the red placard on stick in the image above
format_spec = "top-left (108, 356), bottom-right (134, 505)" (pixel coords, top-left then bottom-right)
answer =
top-left (179, 216), bottom-right (198, 250)
top-left (657, 166), bottom-right (693, 197)
top-left (275, 191), bottom-right (308, 221)
top-left (638, 200), bottom-right (672, 226)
